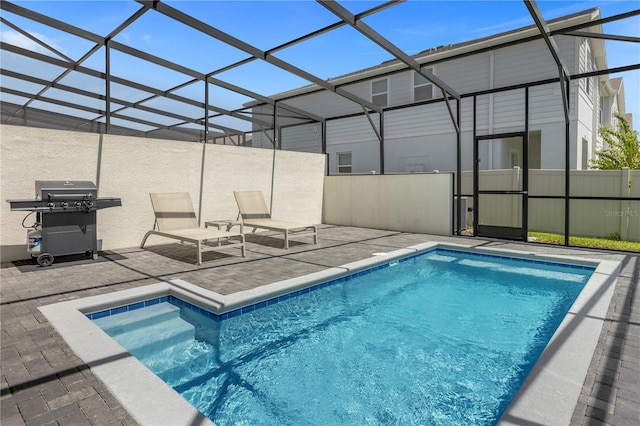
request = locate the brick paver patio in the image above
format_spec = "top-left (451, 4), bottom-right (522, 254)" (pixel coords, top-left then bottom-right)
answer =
top-left (1, 225), bottom-right (638, 425)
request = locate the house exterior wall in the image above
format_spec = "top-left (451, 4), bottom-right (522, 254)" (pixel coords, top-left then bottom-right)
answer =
top-left (255, 12), bottom-right (626, 177)
top-left (326, 114), bottom-right (381, 174)
top-left (266, 34), bottom-right (602, 173)
top-left (280, 123), bottom-right (324, 153)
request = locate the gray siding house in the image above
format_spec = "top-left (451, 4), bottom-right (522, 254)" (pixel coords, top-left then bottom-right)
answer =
top-left (250, 8), bottom-right (628, 175)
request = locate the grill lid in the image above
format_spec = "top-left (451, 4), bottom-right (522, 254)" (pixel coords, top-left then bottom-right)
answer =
top-left (36, 181), bottom-right (97, 200)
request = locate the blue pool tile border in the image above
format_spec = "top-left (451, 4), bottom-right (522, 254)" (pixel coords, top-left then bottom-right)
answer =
top-left (87, 248), bottom-right (596, 323)
top-left (436, 248), bottom-right (596, 271)
top-left (86, 296), bottom-right (169, 320)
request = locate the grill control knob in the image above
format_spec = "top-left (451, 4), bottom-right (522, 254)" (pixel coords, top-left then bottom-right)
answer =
top-left (75, 201), bottom-right (81, 207)
top-left (47, 202), bottom-right (55, 208)
top-left (60, 202), bottom-right (68, 208)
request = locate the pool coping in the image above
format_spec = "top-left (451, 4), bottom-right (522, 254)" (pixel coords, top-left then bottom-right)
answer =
top-left (38, 242), bottom-right (621, 426)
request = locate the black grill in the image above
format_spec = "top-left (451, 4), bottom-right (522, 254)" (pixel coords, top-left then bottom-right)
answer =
top-left (7, 181), bottom-right (121, 266)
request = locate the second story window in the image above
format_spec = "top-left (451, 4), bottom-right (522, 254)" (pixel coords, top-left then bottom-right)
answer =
top-left (372, 79), bottom-right (388, 107)
top-left (598, 96), bottom-right (604, 125)
top-left (414, 67), bottom-right (434, 101)
top-left (585, 44), bottom-right (594, 95)
top-left (337, 152), bottom-right (352, 173)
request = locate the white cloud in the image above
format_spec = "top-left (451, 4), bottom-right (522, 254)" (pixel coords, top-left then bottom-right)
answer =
top-left (141, 34), bottom-right (153, 44)
top-left (470, 17), bottom-right (533, 36)
top-left (0, 29), bottom-right (67, 56)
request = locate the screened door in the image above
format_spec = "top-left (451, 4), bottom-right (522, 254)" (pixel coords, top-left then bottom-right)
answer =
top-left (474, 133), bottom-right (528, 241)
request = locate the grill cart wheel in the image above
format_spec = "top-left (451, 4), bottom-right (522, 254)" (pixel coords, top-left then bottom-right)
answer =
top-left (36, 253), bottom-right (54, 267)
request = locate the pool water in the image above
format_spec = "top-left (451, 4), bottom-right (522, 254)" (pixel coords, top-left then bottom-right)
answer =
top-left (92, 249), bottom-right (593, 425)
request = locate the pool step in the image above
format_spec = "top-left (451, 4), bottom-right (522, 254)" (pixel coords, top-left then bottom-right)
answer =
top-left (155, 344), bottom-right (218, 388)
top-left (94, 303), bottom-right (196, 356)
top-left (93, 303), bottom-right (181, 335)
top-left (116, 317), bottom-right (195, 357)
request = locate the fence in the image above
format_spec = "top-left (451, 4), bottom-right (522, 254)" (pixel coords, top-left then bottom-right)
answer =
top-left (459, 168), bottom-right (640, 241)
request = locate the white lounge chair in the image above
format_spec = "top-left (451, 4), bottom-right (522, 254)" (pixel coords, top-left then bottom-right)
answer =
top-left (140, 192), bottom-right (245, 265)
top-left (233, 190), bottom-right (318, 249)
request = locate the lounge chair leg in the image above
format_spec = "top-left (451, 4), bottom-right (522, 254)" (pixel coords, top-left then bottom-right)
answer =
top-left (313, 226), bottom-right (318, 244)
top-left (241, 235), bottom-right (246, 257)
top-left (284, 230), bottom-right (289, 249)
top-left (196, 241), bottom-right (202, 265)
top-left (140, 231), bottom-right (152, 248)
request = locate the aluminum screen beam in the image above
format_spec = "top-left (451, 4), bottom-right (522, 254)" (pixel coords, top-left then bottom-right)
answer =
top-left (1, 87), bottom-right (102, 116)
top-left (524, 0), bottom-right (572, 247)
top-left (108, 42), bottom-right (318, 125)
top-left (110, 40), bottom-right (204, 80)
top-left (206, 75), bottom-right (324, 123)
top-left (0, 43), bottom-right (257, 131)
top-left (318, 0), bottom-right (460, 135)
top-left (0, 41), bottom-right (268, 132)
top-left (0, 17), bottom-right (73, 63)
top-left (0, 71), bottom-right (249, 135)
top-left (209, 0), bottom-right (401, 77)
top-left (136, 0), bottom-right (382, 114)
top-left (524, 0), bottom-right (571, 124)
top-left (563, 31), bottom-right (640, 43)
top-left (524, 0), bottom-right (571, 80)
top-left (0, 1), bottom-right (102, 44)
top-left (551, 9), bottom-right (640, 36)
top-left (2, 2), bottom-right (146, 116)
top-left (1, 0), bottom-right (318, 135)
top-left (318, 0), bottom-right (460, 101)
top-left (270, 7), bottom-right (640, 109)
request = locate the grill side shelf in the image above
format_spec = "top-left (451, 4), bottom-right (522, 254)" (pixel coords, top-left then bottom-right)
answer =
top-left (7, 198), bottom-right (122, 212)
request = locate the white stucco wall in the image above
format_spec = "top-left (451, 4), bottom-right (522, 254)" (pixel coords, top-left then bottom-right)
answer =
top-left (1, 125), bottom-right (326, 262)
top-left (323, 174), bottom-right (453, 235)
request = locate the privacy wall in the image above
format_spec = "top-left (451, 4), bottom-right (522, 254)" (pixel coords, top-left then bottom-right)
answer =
top-left (323, 174), bottom-right (453, 235)
top-left (0, 125), bottom-right (326, 263)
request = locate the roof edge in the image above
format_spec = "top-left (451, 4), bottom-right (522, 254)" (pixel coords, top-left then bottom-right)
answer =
top-left (259, 7), bottom-right (601, 104)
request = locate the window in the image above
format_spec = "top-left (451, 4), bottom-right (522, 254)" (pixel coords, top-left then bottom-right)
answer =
top-left (414, 67), bottom-right (434, 101)
top-left (585, 44), bottom-right (594, 95)
top-left (598, 96), bottom-right (604, 125)
top-left (371, 79), bottom-right (388, 107)
top-left (337, 152), bottom-right (352, 173)
top-left (582, 139), bottom-right (589, 169)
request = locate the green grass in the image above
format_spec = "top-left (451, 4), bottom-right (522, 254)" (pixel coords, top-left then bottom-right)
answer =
top-left (528, 232), bottom-right (640, 252)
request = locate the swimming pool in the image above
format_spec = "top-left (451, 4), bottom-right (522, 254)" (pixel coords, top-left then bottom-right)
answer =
top-left (38, 242), bottom-right (620, 426)
top-left (89, 248), bottom-right (593, 425)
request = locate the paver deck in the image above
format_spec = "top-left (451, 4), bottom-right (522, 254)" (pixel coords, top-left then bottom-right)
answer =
top-left (1, 225), bottom-right (638, 425)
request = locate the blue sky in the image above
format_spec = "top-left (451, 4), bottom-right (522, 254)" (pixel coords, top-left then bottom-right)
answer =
top-left (2, 0), bottom-right (639, 131)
